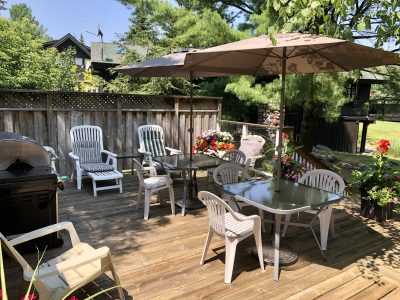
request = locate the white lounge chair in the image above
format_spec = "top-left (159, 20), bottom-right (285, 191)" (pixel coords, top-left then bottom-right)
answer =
top-left (133, 159), bottom-right (175, 220)
top-left (69, 125), bottom-right (122, 196)
top-left (282, 169), bottom-right (346, 250)
top-left (0, 221), bottom-right (125, 299)
top-left (198, 191), bottom-right (264, 284)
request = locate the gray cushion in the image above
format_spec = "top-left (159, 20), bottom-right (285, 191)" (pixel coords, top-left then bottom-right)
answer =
top-left (73, 140), bottom-right (102, 163)
top-left (81, 162), bottom-right (115, 172)
top-left (142, 130), bottom-right (167, 157)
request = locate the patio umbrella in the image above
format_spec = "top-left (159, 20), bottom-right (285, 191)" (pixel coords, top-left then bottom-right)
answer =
top-left (184, 32), bottom-right (400, 190)
top-left (116, 49), bottom-right (227, 160)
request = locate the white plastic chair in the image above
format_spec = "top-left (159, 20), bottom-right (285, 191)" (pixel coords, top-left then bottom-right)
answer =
top-left (282, 169), bottom-right (346, 249)
top-left (0, 222), bottom-right (125, 300)
top-left (138, 125), bottom-right (181, 175)
top-left (206, 149), bottom-right (246, 189)
top-left (133, 159), bottom-right (175, 220)
top-left (69, 125), bottom-right (118, 190)
top-left (239, 135), bottom-right (266, 173)
top-left (198, 191), bottom-right (264, 284)
top-left (212, 162), bottom-right (253, 211)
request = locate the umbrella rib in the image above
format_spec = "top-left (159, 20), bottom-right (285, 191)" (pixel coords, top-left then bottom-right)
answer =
top-left (253, 48), bottom-right (277, 75)
top-left (306, 45), bottom-right (350, 71)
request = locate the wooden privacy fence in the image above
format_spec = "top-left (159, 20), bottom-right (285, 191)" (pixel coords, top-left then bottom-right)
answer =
top-left (0, 89), bottom-right (222, 176)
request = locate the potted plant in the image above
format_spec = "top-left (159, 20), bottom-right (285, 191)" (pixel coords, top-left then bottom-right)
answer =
top-left (192, 129), bottom-right (235, 157)
top-left (351, 139), bottom-right (400, 222)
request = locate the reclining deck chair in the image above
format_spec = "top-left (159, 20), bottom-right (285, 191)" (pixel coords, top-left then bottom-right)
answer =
top-left (0, 222), bottom-right (125, 299)
top-left (69, 125), bottom-right (119, 191)
top-left (138, 125), bottom-right (181, 175)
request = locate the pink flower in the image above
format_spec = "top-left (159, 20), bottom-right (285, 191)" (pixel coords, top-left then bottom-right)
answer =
top-left (70, 296), bottom-right (79, 300)
top-left (22, 294), bottom-right (38, 300)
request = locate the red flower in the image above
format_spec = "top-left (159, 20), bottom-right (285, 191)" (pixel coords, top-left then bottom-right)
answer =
top-left (70, 296), bottom-right (79, 300)
top-left (377, 139), bottom-right (390, 153)
top-left (22, 294), bottom-right (38, 300)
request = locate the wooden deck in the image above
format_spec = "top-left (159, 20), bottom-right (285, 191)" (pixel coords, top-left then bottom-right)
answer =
top-left (4, 172), bottom-right (400, 299)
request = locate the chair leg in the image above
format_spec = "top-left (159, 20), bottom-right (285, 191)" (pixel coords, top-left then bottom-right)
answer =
top-left (329, 210), bottom-right (335, 238)
top-left (205, 170), bottom-right (212, 190)
top-left (318, 206), bottom-right (333, 251)
top-left (259, 209), bottom-right (266, 232)
top-left (169, 186), bottom-right (175, 215)
top-left (144, 189), bottom-right (151, 220)
top-left (254, 225), bottom-right (265, 272)
top-left (118, 178), bottom-right (123, 193)
top-left (200, 227), bottom-right (213, 265)
top-left (136, 184), bottom-right (143, 210)
top-left (92, 178), bottom-right (97, 197)
top-left (77, 168), bottom-right (82, 190)
top-left (109, 259), bottom-right (125, 300)
top-left (224, 237), bottom-right (239, 284)
top-left (282, 214), bottom-right (291, 237)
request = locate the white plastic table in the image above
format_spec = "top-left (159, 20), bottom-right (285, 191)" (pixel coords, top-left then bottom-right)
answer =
top-left (222, 178), bottom-right (342, 281)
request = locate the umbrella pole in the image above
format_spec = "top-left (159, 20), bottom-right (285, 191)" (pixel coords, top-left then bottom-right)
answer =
top-left (189, 71), bottom-right (194, 161)
top-left (275, 48), bottom-right (287, 192)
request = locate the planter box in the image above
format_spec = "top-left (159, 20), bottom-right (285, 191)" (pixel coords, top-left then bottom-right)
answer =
top-left (360, 198), bottom-right (393, 222)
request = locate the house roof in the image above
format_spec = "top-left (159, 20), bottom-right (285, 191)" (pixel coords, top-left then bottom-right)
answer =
top-left (90, 42), bottom-right (147, 65)
top-left (43, 33), bottom-right (91, 57)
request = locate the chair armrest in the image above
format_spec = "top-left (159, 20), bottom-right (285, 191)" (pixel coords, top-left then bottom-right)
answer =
top-left (165, 147), bottom-right (182, 155)
top-left (230, 211), bottom-right (261, 223)
top-left (34, 247), bottom-right (110, 279)
top-left (101, 150), bottom-right (117, 158)
top-left (138, 149), bottom-right (152, 156)
top-left (9, 222), bottom-right (81, 247)
top-left (69, 152), bottom-right (79, 161)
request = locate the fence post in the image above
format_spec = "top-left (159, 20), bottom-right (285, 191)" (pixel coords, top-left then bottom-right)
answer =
top-left (217, 98), bottom-right (222, 131)
top-left (116, 95), bottom-right (123, 156)
top-left (174, 97), bottom-right (180, 149)
top-left (46, 92), bottom-right (53, 146)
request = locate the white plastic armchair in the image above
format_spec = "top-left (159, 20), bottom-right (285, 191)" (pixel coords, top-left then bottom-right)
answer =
top-left (69, 125), bottom-right (117, 190)
top-left (0, 221), bottom-right (125, 300)
top-left (212, 162), bottom-right (253, 212)
top-left (239, 135), bottom-right (266, 173)
top-left (198, 191), bottom-right (264, 284)
top-left (282, 169), bottom-right (346, 249)
top-left (133, 159), bottom-right (175, 220)
top-left (206, 149), bottom-right (246, 189)
top-left (138, 125), bottom-right (181, 173)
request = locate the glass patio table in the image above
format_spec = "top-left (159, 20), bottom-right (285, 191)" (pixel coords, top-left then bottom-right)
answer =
top-left (154, 153), bottom-right (225, 216)
top-left (222, 178), bottom-right (342, 281)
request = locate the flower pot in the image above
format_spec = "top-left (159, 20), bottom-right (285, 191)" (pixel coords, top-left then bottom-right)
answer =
top-left (360, 198), bottom-right (393, 222)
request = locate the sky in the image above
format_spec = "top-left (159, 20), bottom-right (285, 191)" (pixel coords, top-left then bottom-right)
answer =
top-left (3, 0), bottom-right (135, 45)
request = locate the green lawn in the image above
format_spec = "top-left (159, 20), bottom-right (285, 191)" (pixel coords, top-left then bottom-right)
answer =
top-left (362, 121), bottom-right (400, 157)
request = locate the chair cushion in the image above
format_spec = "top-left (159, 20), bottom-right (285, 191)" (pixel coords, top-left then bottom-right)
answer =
top-left (144, 176), bottom-right (171, 189)
top-left (225, 212), bottom-right (254, 238)
top-left (40, 243), bottom-right (102, 294)
top-left (81, 162), bottom-right (115, 172)
top-left (142, 130), bottom-right (167, 157)
top-left (73, 140), bottom-right (102, 163)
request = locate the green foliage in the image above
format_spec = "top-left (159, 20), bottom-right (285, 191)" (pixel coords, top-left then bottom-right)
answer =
top-left (258, 0), bottom-right (400, 49)
top-left (9, 3), bottom-right (48, 38)
top-left (0, 1), bottom-right (6, 11)
top-left (370, 66), bottom-right (400, 103)
top-left (0, 17), bottom-right (79, 90)
top-left (225, 75), bottom-right (280, 109)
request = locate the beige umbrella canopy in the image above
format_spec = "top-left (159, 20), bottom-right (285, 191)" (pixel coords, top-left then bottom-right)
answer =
top-left (184, 32), bottom-right (400, 189)
top-left (116, 49), bottom-right (227, 160)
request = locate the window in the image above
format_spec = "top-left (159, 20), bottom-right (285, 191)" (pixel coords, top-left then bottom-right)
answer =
top-left (75, 57), bottom-right (84, 66)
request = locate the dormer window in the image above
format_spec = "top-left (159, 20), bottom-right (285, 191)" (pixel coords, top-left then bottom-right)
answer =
top-left (75, 57), bottom-right (84, 66)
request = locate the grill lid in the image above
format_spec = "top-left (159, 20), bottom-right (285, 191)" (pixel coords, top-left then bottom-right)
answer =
top-left (0, 132), bottom-right (51, 170)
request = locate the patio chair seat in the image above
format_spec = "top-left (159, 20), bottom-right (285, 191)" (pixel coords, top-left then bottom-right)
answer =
top-left (80, 162), bottom-right (115, 172)
top-left (225, 212), bottom-right (255, 237)
top-left (143, 176), bottom-right (172, 189)
top-left (40, 243), bottom-right (101, 292)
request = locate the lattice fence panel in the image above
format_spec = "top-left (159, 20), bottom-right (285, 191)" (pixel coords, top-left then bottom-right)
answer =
top-left (0, 91), bottom-right (46, 109)
top-left (120, 94), bottom-right (175, 110)
top-left (178, 98), bottom-right (219, 110)
top-left (53, 93), bottom-right (118, 110)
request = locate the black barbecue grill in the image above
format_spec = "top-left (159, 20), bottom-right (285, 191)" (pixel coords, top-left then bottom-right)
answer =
top-left (0, 132), bottom-right (61, 252)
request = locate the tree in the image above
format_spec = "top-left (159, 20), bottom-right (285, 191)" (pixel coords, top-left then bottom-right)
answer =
top-left (0, 17), bottom-right (79, 90)
top-left (0, 1), bottom-right (6, 11)
top-left (9, 3), bottom-right (48, 38)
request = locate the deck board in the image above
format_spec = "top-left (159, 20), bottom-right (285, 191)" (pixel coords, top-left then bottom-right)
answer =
top-left (3, 172), bottom-right (400, 299)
